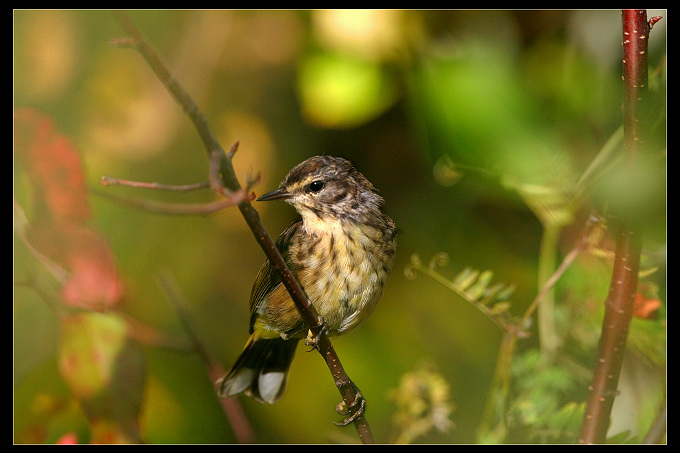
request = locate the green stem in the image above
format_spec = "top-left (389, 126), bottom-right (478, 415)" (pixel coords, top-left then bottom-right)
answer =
top-left (476, 331), bottom-right (518, 443)
top-left (536, 224), bottom-right (562, 358)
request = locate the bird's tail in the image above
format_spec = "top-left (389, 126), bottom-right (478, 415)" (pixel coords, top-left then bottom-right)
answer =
top-left (216, 335), bottom-right (299, 404)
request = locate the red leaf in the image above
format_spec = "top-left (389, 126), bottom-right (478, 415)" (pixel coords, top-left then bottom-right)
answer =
top-left (16, 107), bottom-right (125, 310)
top-left (28, 221), bottom-right (125, 310)
top-left (60, 226), bottom-right (125, 310)
top-left (633, 292), bottom-right (662, 320)
top-left (14, 108), bottom-right (90, 222)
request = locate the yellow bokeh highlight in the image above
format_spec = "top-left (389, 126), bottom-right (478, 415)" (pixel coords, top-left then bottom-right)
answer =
top-left (297, 52), bottom-right (399, 129)
top-left (312, 9), bottom-right (404, 61)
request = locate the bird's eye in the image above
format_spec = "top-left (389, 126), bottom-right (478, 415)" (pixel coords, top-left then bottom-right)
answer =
top-left (309, 180), bottom-right (325, 193)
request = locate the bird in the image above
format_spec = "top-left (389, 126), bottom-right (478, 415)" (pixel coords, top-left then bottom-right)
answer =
top-left (216, 155), bottom-right (396, 405)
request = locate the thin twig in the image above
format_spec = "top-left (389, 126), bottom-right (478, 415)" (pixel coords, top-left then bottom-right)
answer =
top-left (111, 11), bottom-right (373, 442)
top-left (522, 213), bottom-right (603, 325)
top-left (98, 143), bottom-right (251, 215)
top-left (92, 188), bottom-right (248, 216)
top-left (100, 176), bottom-right (211, 192)
top-left (156, 272), bottom-right (256, 444)
top-left (477, 213), bottom-right (603, 441)
top-left (121, 312), bottom-right (196, 353)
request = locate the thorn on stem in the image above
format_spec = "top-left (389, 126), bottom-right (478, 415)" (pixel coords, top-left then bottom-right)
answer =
top-left (648, 16), bottom-right (662, 31)
top-left (227, 140), bottom-right (240, 159)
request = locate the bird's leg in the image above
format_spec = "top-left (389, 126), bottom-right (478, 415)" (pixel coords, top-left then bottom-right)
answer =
top-left (304, 316), bottom-right (327, 351)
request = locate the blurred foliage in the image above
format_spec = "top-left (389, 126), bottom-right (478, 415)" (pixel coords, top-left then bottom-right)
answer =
top-left (405, 253), bottom-right (521, 335)
top-left (14, 10), bottom-right (665, 444)
top-left (387, 361), bottom-right (454, 443)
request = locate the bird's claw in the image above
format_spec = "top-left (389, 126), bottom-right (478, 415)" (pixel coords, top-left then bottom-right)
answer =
top-left (302, 319), bottom-right (366, 427)
top-left (305, 316), bottom-right (327, 351)
top-left (334, 390), bottom-right (366, 426)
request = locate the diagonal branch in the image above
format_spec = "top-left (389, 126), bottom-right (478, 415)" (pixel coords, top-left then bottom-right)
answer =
top-left (156, 272), bottom-right (256, 444)
top-left (111, 11), bottom-right (373, 443)
top-left (578, 9), bottom-right (657, 444)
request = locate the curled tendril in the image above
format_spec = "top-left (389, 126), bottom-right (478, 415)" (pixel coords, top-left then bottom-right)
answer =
top-left (404, 265), bottom-right (417, 280)
top-left (404, 254), bottom-right (422, 280)
top-left (429, 252), bottom-right (450, 271)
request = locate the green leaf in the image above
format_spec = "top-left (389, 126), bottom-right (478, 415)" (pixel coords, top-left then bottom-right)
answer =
top-left (489, 302), bottom-right (511, 315)
top-left (57, 312), bottom-right (146, 443)
top-left (452, 267), bottom-right (479, 291)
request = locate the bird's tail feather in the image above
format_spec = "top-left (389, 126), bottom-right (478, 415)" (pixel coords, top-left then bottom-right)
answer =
top-left (216, 335), bottom-right (299, 404)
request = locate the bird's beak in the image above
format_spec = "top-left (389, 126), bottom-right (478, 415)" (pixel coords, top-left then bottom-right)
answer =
top-left (257, 187), bottom-right (292, 202)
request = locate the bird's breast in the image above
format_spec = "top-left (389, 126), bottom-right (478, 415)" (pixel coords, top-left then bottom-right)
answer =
top-left (293, 218), bottom-right (393, 335)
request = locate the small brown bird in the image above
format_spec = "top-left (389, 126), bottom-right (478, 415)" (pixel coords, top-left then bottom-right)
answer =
top-left (216, 155), bottom-right (396, 404)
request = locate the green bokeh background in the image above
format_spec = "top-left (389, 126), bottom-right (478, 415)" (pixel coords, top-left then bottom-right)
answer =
top-left (14, 10), bottom-right (666, 444)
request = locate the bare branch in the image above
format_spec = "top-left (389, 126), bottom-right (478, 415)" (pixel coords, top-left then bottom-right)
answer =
top-left (100, 176), bottom-right (211, 192)
top-left (156, 272), bottom-right (256, 444)
top-left (92, 188), bottom-right (249, 215)
top-left (111, 11), bottom-right (373, 441)
top-left (98, 142), bottom-right (251, 215)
